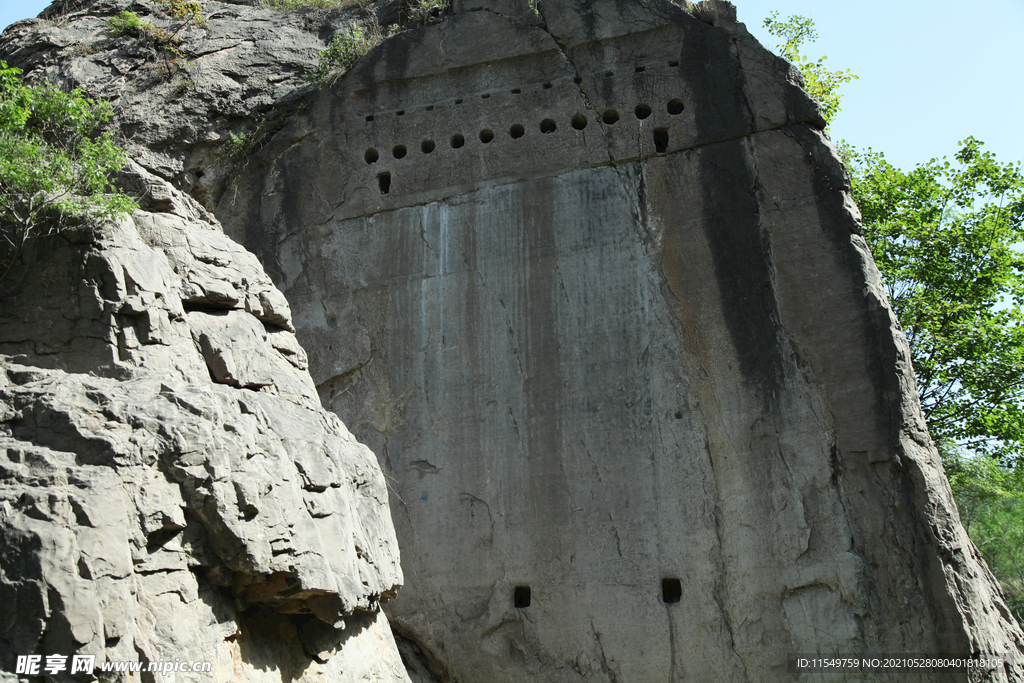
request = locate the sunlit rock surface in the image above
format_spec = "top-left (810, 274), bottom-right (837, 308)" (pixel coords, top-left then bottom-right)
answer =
top-left (219, 1), bottom-right (1024, 681)
top-left (0, 164), bottom-right (408, 683)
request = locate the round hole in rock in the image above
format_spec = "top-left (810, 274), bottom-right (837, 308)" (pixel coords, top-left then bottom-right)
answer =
top-left (543, 82), bottom-right (553, 89)
top-left (392, 145), bottom-right (407, 159)
top-left (573, 76), bottom-right (582, 84)
top-left (482, 93), bottom-right (491, 99)
top-left (365, 115), bottom-right (374, 122)
top-left (540, 118), bottom-right (557, 134)
top-left (194, 170), bottom-right (204, 179)
top-left (635, 103), bottom-right (652, 120)
top-left (421, 139), bottom-right (435, 154)
top-left (364, 148), bottom-right (379, 164)
top-left (571, 113), bottom-right (587, 130)
top-left (479, 129), bottom-right (494, 144)
top-left (451, 134), bottom-right (465, 148)
top-left (509, 124), bottom-right (525, 139)
top-left (602, 109), bottom-right (619, 125)
top-left (667, 98), bottom-right (685, 115)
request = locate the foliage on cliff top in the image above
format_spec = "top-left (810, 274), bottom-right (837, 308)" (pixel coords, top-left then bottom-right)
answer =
top-left (763, 11), bottom-right (857, 126)
top-left (670, 0), bottom-right (719, 24)
top-left (0, 62), bottom-right (135, 284)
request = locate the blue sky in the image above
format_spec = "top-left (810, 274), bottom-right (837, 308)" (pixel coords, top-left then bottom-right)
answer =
top-left (736, 0), bottom-right (1024, 171)
top-left (2, 0), bottom-right (1023, 171)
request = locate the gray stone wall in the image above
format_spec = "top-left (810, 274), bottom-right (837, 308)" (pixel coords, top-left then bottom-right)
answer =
top-left (219, 1), bottom-right (1024, 681)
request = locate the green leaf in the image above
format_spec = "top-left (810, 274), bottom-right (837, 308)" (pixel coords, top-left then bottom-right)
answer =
top-left (1, 68), bottom-right (135, 282)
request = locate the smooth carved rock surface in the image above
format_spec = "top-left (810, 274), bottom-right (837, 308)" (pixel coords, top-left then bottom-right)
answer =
top-left (0, 165), bottom-right (408, 682)
top-left (216, 1), bottom-right (1024, 681)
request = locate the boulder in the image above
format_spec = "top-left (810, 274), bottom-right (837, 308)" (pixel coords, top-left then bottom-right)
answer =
top-left (0, 164), bottom-right (408, 683)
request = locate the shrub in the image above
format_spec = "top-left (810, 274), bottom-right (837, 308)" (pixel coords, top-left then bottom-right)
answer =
top-left (156, 0), bottom-right (207, 26)
top-left (108, 10), bottom-right (153, 37)
top-left (107, 1), bottom-right (208, 80)
top-left (307, 26), bottom-right (377, 82)
top-left (0, 62), bottom-right (135, 284)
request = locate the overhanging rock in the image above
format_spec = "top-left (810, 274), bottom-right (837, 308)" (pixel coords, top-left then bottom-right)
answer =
top-left (219, 1), bottom-right (1024, 681)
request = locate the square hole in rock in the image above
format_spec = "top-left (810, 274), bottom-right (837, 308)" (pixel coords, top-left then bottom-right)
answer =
top-left (514, 586), bottom-right (531, 608)
top-left (662, 578), bottom-right (682, 604)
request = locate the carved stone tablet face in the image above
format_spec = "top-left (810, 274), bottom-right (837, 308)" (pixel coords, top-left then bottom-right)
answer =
top-left (219, 1), bottom-right (1024, 681)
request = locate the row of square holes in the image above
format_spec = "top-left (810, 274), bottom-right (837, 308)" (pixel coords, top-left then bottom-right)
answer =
top-left (365, 97), bottom-right (687, 194)
top-left (512, 579), bottom-right (682, 608)
top-left (363, 61), bottom-right (684, 124)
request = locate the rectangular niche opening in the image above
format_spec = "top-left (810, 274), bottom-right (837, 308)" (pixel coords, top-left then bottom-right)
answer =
top-left (662, 578), bottom-right (682, 604)
top-left (513, 585), bottom-right (531, 608)
top-left (377, 172), bottom-right (391, 195)
top-left (653, 128), bottom-right (669, 154)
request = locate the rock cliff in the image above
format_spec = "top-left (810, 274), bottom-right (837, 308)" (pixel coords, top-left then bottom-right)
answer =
top-left (3, 0), bottom-right (1024, 682)
top-left (217, 0), bottom-right (1024, 681)
top-left (0, 163), bottom-right (408, 682)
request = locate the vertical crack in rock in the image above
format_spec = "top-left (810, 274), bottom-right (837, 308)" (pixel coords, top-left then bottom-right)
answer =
top-left (533, 4), bottom-right (619, 169)
top-left (590, 620), bottom-right (621, 683)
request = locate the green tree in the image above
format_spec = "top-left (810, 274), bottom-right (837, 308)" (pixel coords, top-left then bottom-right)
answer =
top-left (762, 11), bottom-right (857, 126)
top-left (0, 61), bottom-right (135, 284)
top-left (847, 142), bottom-right (1024, 461)
top-left (764, 12), bottom-right (1024, 621)
top-left (946, 449), bottom-right (1024, 618)
top-left (763, 14), bottom-right (1024, 463)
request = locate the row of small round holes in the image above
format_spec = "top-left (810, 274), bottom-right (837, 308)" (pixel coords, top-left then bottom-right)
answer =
top-left (362, 61), bottom-right (684, 124)
top-left (364, 99), bottom-right (686, 164)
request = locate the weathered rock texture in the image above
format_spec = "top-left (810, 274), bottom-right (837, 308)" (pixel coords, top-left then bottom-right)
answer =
top-left (0, 164), bottom-right (408, 682)
top-left (0, 0), bottom-right (393, 207)
top-left (210, 0), bottom-right (1024, 681)
top-left (4, 0), bottom-right (1024, 681)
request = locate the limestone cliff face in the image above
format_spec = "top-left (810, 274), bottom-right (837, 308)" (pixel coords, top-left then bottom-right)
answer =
top-left (214, 1), bottom-right (1024, 681)
top-left (0, 164), bottom-right (408, 682)
top-left (3, 0), bottom-right (1024, 682)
